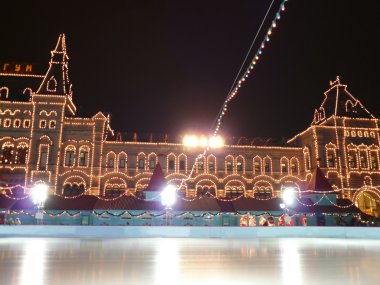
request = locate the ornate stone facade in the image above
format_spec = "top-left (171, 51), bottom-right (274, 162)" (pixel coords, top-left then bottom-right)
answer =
top-left (1, 35), bottom-right (379, 215)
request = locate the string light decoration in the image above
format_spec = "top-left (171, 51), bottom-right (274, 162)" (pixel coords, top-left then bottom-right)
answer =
top-left (1, 16), bottom-right (380, 218)
top-left (213, 0), bottom-right (290, 135)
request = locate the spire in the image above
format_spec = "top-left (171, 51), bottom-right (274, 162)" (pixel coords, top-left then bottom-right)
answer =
top-left (146, 162), bottom-right (167, 192)
top-left (306, 167), bottom-right (333, 193)
top-left (36, 34), bottom-right (72, 96)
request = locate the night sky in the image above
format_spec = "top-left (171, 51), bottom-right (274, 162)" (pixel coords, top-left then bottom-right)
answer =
top-left (1, 0), bottom-right (379, 139)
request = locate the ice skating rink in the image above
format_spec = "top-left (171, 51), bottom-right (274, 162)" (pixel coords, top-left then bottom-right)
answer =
top-left (1, 237), bottom-right (380, 285)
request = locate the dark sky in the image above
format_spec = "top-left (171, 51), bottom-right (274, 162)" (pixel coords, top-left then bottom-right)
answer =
top-left (1, 0), bottom-right (379, 138)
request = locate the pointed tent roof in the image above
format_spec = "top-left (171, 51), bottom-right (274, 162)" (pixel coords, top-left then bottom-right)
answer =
top-left (312, 76), bottom-right (374, 125)
top-left (306, 167), bottom-right (333, 193)
top-left (145, 162), bottom-right (167, 192)
top-left (36, 34), bottom-right (72, 96)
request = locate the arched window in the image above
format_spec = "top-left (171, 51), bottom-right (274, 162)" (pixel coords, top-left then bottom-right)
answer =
top-left (207, 154), bottom-right (216, 174)
top-left (225, 155), bottom-right (234, 174)
top-left (167, 153), bottom-right (176, 172)
top-left (0, 87), bottom-right (9, 99)
top-left (303, 148), bottom-right (311, 171)
top-left (290, 157), bottom-right (299, 176)
top-left (263, 156), bottom-right (272, 174)
top-left (347, 145), bottom-right (358, 169)
top-left (325, 143), bottom-right (337, 168)
top-left (196, 155), bottom-right (205, 173)
top-left (369, 147), bottom-right (379, 170)
top-left (78, 146), bottom-right (90, 167)
top-left (118, 152), bottom-right (127, 171)
top-left (358, 146), bottom-right (368, 169)
top-left (15, 145), bottom-right (28, 164)
top-left (1, 143), bottom-right (14, 164)
top-left (253, 156), bottom-right (262, 175)
top-left (64, 146), bottom-right (76, 167)
top-left (38, 145), bottom-right (49, 170)
top-left (280, 157), bottom-right (289, 175)
top-left (13, 119), bottom-right (21, 128)
top-left (137, 152), bottom-right (146, 171)
top-left (178, 153), bottom-right (187, 172)
top-left (236, 155), bottom-right (245, 173)
top-left (4, 118), bottom-right (11, 128)
top-left (23, 119), bottom-right (30, 128)
top-left (106, 152), bottom-right (116, 171)
top-left (148, 153), bottom-right (157, 170)
top-left (47, 76), bottom-right (57, 92)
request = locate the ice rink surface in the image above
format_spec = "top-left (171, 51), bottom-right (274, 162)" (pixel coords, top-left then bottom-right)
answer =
top-left (1, 237), bottom-right (380, 285)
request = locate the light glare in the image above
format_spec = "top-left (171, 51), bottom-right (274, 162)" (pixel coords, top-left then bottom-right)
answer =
top-left (183, 134), bottom-right (224, 148)
top-left (282, 187), bottom-right (295, 206)
top-left (31, 184), bottom-right (48, 205)
top-left (161, 185), bottom-right (176, 208)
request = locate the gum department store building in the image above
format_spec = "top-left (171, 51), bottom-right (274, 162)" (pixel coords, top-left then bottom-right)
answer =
top-left (1, 35), bottom-right (380, 217)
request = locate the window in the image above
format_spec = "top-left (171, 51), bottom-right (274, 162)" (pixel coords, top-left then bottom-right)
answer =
top-left (149, 159), bottom-right (155, 169)
top-left (226, 161), bottom-right (233, 172)
top-left (47, 77), bottom-right (57, 91)
top-left (23, 119), bottom-right (30, 128)
top-left (179, 160), bottom-right (185, 171)
top-left (65, 149), bottom-right (75, 166)
top-left (254, 188), bottom-right (272, 199)
top-left (168, 159), bottom-right (175, 170)
top-left (4, 119), bottom-right (11, 128)
top-left (198, 160), bottom-right (204, 171)
top-left (119, 158), bottom-right (126, 169)
top-left (39, 151), bottom-right (48, 170)
top-left (371, 153), bottom-right (378, 170)
top-left (79, 149), bottom-right (89, 166)
top-left (15, 147), bottom-right (28, 164)
top-left (139, 159), bottom-right (145, 169)
top-left (208, 161), bottom-right (215, 172)
top-left (39, 120), bottom-right (46, 128)
top-left (348, 154), bottom-right (356, 168)
top-left (254, 161), bottom-right (261, 173)
top-left (108, 158), bottom-right (114, 168)
top-left (291, 162), bottom-right (298, 174)
top-left (359, 152), bottom-right (367, 168)
top-left (264, 162), bottom-right (270, 173)
top-left (13, 119), bottom-right (21, 128)
top-left (281, 163), bottom-right (288, 174)
top-left (327, 154), bottom-right (335, 168)
top-left (237, 161), bottom-right (243, 172)
top-left (1, 146), bottom-right (13, 164)
top-left (49, 120), bottom-right (56, 129)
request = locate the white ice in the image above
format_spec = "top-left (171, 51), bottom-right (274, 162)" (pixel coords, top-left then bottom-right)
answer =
top-left (0, 237), bottom-right (380, 285)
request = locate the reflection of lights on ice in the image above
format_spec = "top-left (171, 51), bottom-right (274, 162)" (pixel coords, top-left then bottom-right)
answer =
top-left (154, 239), bottom-right (180, 285)
top-left (281, 239), bottom-right (302, 285)
top-left (20, 239), bottom-right (46, 285)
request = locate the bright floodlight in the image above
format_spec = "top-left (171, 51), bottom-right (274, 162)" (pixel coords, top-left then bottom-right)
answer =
top-left (282, 187), bottom-right (295, 206)
top-left (31, 183), bottom-right (48, 205)
top-left (161, 184), bottom-right (176, 208)
top-left (280, 203), bottom-right (286, 209)
top-left (183, 135), bottom-right (198, 147)
top-left (209, 135), bottom-right (224, 148)
top-left (199, 136), bottom-right (208, 147)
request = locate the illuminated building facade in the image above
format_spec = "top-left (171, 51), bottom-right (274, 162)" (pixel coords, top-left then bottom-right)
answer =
top-left (1, 34), bottom-right (380, 217)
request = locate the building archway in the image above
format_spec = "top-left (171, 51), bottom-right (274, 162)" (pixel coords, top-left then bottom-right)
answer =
top-left (354, 189), bottom-right (380, 218)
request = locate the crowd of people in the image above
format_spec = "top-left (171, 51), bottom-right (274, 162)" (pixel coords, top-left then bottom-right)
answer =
top-left (0, 217), bottom-right (21, 225)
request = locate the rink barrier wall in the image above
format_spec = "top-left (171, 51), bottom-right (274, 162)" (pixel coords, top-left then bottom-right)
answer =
top-left (0, 226), bottom-right (379, 239)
